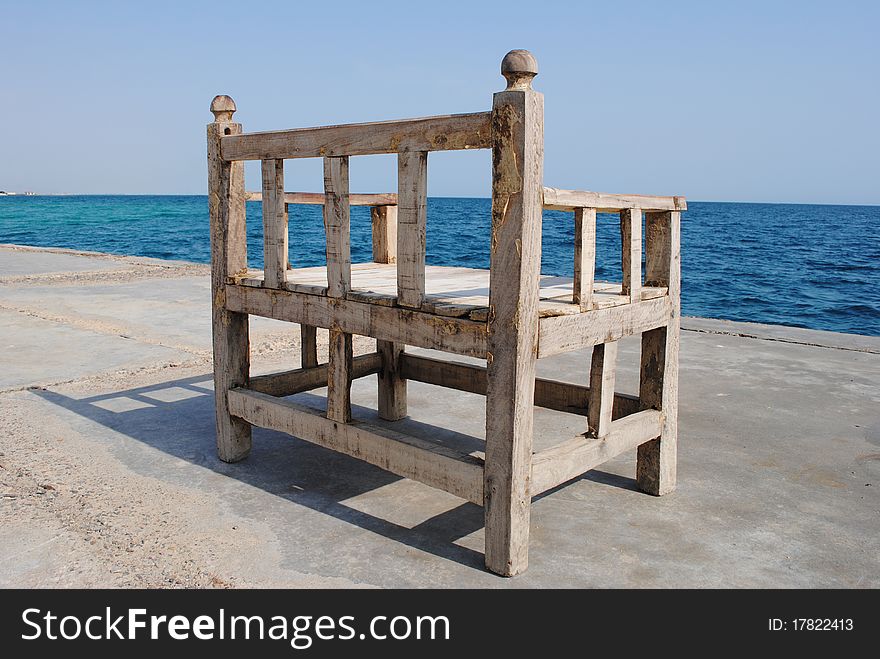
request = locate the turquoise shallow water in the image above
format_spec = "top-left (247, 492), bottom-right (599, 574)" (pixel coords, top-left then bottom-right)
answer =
top-left (1, 195), bottom-right (878, 336)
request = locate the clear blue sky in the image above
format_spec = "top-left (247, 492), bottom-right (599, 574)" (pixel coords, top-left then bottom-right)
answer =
top-left (2, 0), bottom-right (877, 204)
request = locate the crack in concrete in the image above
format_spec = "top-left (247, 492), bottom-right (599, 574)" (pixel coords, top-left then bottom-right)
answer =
top-left (681, 326), bottom-right (880, 354)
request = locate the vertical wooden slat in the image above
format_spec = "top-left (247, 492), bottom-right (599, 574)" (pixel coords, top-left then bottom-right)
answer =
top-left (377, 340), bottom-right (407, 421)
top-left (644, 211), bottom-right (671, 287)
top-left (396, 151), bottom-right (428, 308)
top-left (371, 205), bottom-right (398, 264)
top-left (620, 207), bottom-right (642, 301)
top-left (374, 202), bottom-right (405, 417)
top-left (261, 158), bottom-right (287, 288)
top-left (573, 207), bottom-right (596, 311)
top-left (301, 324), bottom-right (318, 368)
top-left (326, 326), bottom-right (353, 423)
top-left (323, 156), bottom-right (351, 298)
top-left (484, 51), bottom-right (543, 577)
top-left (587, 341), bottom-right (618, 437)
top-left (324, 156), bottom-right (352, 422)
top-left (208, 95), bottom-right (251, 462)
top-left (637, 210), bottom-right (680, 495)
top-left (298, 194), bottom-right (318, 370)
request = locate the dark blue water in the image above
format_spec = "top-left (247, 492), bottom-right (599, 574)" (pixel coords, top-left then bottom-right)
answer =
top-left (1, 195), bottom-right (878, 336)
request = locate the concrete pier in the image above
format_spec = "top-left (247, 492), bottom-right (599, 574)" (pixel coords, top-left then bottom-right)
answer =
top-left (1, 244), bottom-right (877, 587)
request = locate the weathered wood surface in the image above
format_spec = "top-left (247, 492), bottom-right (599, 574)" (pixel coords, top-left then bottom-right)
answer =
top-left (588, 341), bottom-right (618, 438)
top-left (537, 296), bottom-right (671, 358)
top-left (371, 205), bottom-right (398, 264)
top-left (208, 96), bottom-right (251, 462)
top-left (261, 158), bottom-right (287, 288)
top-left (543, 187), bottom-right (687, 212)
top-left (620, 208), bottom-right (642, 301)
top-left (211, 48), bottom-right (685, 577)
top-left (222, 112), bottom-right (492, 161)
top-left (246, 191), bottom-right (398, 206)
top-left (531, 410), bottom-right (663, 495)
top-left (483, 51), bottom-right (543, 577)
top-left (399, 353), bottom-right (640, 418)
top-left (573, 207), bottom-right (596, 311)
top-left (247, 187), bottom-right (686, 213)
top-left (637, 210), bottom-right (681, 496)
top-left (396, 151), bottom-right (428, 308)
top-left (235, 263), bottom-right (667, 321)
top-left (323, 156), bottom-right (351, 298)
top-left (377, 340), bottom-right (407, 421)
top-left (249, 352), bottom-right (381, 397)
top-left (326, 326), bottom-right (353, 423)
top-left (400, 353), bottom-right (485, 394)
top-left (300, 324), bottom-right (319, 368)
top-left (228, 388), bottom-right (486, 504)
top-left (644, 211), bottom-right (672, 287)
top-left (226, 283), bottom-right (489, 357)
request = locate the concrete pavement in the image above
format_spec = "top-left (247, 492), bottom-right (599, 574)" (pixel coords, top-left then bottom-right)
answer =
top-left (1, 244), bottom-right (877, 587)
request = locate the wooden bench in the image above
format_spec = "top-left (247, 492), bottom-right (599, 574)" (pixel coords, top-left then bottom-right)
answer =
top-left (207, 49), bottom-right (684, 576)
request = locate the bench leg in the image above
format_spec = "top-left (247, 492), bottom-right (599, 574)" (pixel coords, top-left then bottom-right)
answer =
top-left (301, 324), bottom-right (319, 369)
top-left (636, 322), bottom-right (679, 495)
top-left (208, 114), bottom-right (251, 464)
top-left (483, 72), bottom-right (543, 576)
top-left (213, 308), bottom-right (251, 462)
top-left (327, 326), bottom-right (353, 423)
top-left (484, 347), bottom-right (537, 577)
top-left (588, 340), bottom-right (618, 438)
top-left (377, 340), bottom-right (407, 421)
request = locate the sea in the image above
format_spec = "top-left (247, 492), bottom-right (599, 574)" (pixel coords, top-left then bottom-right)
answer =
top-left (1, 195), bottom-right (878, 336)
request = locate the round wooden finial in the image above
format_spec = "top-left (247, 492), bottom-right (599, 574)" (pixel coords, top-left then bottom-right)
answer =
top-left (501, 50), bottom-right (538, 90)
top-left (210, 95), bottom-right (236, 122)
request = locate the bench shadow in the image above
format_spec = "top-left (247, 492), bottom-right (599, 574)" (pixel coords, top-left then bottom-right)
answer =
top-left (32, 372), bottom-right (637, 574)
top-left (32, 374), bottom-right (487, 572)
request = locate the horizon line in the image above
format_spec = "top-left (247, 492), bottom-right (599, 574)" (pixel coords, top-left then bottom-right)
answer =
top-left (2, 193), bottom-right (878, 208)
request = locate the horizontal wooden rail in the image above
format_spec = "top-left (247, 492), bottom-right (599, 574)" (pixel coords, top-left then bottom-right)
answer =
top-left (249, 353), bottom-right (382, 397)
top-left (530, 409), bottom-right (663, 495)
top-left (225, 283), bottom-right (487, 358)
top-left (246, 191), bottom-right (398, 206)
top-left (400, 353), bottom-right (640, 418)
top-left (543, 187), bottom-right (687, 213)
top-left (538, 296), bottom-right (672, 358)
top-left (228, 388), bottom-right (485, 504)
top-left (222, 112), bottom-right (492, 161)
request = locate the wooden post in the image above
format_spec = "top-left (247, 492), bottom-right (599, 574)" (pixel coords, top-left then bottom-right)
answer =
top-left (371, 205), bottom-right (398, 264)
top-left (261, 159), bottom-right (287, 288)
top-left (323, 156), bottom-right (351, 297)
top-left (371, 203), bottom-right (406, 417)
top-left (397, 151), bottom-right (428, 309)
top-left (372, 204), bottom-right (406, 416)
top-left (588, 341), bottom-right (618, 438)
top-left (484, 50), bottom-right (543, 577)
top-left (644, 211), bottom-right (672, 287)
top-left (208, 95), bottom-right (251, 462)
top-left (620, 208), bottom-right (642, 301)
top-left (377, 340), bottom-right (406, 420)
top-left (573, 207), bottom-right (596, 311)
top-left (301, 324), bottom-right (318, 368)
top-left (297, 200), bottom-right (319, 370)
top-left (323, 156), bottom-right (353, 423)
top-left (637, 211), bottom-right (680, 495)
top-left (327, 325), bottom-right (353, 423)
